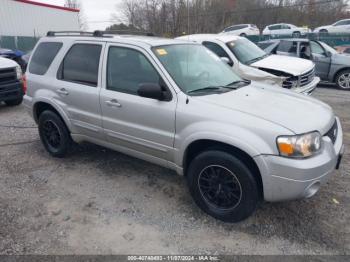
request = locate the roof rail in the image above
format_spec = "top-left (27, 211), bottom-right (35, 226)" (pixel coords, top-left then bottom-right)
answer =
top-left (47, 30), bottom-right (155, 38)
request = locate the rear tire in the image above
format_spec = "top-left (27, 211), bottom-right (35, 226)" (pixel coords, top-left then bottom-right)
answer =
top-left (335, 69), bottom-right (350, 90)
top-left (38, 110), bottom-right (72, 158)
top-left (5, 97), bottom-right (23, 106)
top-left (186, 150), bottom-right (260, 223)
top-left (292, 31), bottom-right (301, 38)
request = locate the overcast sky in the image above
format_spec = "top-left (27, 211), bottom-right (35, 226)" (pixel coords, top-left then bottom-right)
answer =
top-left (34, 0), bottom-right (125, 30)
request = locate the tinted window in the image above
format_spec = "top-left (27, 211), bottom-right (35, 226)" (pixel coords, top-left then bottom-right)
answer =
top-left (224, 25), bottom-right (247, 31)
top-left (269, 25), bottom-right (281, 30)
top-left (107, 47), bottom-right (160, 95)
top-left (58, 44), bottom-right (102, 86)
top-left (29, 42), bottom-right (62, 75)
top-left (334, 20), bottom-right (350, 26)
top-left (277, 41), bottom-right (297, 53)
top-left (203, 42), bottom-right (230, 59)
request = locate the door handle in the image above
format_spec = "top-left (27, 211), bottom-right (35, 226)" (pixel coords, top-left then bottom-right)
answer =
top-left (106, 99), bottom-right (122, 108)
top-left (56, 88), bottom-right (69, 96)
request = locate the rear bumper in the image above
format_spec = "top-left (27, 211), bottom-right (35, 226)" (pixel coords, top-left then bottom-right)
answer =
top-left (255, 117), bottom-right (344, 202)
top-left (0, 81), bottom-right (23, 102)
top-left (292, 76), bottom-right (320, 95)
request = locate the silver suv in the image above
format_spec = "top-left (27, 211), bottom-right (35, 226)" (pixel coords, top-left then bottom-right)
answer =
top-left (24, 31), bottom-right (344, 222)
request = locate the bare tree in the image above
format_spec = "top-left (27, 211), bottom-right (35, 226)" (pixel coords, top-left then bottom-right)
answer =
top-left (64, 0), bottom-right (88, 30)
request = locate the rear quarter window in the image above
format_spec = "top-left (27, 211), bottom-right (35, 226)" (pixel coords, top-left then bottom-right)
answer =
top-left (29, 42), bottom-right (62, 75)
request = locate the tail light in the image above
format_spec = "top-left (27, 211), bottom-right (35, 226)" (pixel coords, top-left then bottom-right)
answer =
top-left (22, 74), bottom-right (27, 94)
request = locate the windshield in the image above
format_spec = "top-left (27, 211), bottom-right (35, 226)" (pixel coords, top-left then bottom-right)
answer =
top-left (152, 44), bottom-right (243, 94)
top-left (319, 42), bottom-right (337, 54)
top-left (226, 38), bottom-right (267, 65)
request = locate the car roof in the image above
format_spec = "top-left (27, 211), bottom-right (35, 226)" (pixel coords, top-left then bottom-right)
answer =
top-left (177, 34), bottom-right (242, 43)
top-left (40, 34), bottom-right (195, 48)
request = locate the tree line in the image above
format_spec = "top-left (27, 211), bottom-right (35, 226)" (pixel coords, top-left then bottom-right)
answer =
top-left (111, 0), bottom-right (350, 36)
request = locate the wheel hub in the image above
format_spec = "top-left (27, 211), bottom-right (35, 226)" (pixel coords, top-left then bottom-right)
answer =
top-left (198, 165), bottom-right (242, 210)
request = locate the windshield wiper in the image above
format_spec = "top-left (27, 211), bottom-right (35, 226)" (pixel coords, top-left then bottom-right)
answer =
top-left (247, 54), bottom-right (270, 65)
top-left (188, 86), bottom-right (223, 94)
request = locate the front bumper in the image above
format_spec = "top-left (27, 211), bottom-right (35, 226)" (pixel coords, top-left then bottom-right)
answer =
top-left (292, 76), bottom-right (320, 95)
top-left (0, 81), bottom-right (23, 102)
top-left (254, 117), bottom-right (344, 202)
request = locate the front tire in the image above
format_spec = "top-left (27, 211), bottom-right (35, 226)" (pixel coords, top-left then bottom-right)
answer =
top-left (38, 110), bottom-right (72, 158)
top-left (335, 69), bottom-right (350, 90)
top-left (187, 150), bottom-right (260, 223)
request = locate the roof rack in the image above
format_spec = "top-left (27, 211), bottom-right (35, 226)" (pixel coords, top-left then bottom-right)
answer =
top-left (47, 30), bottom-right (155, 38)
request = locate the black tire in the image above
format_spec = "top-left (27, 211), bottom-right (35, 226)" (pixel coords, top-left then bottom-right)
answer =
top-left (292, 31), bottom-right (301, 38)
top-left (335, 69), bottom-right (350, 90)
top-left (186, 150), bottom-right (260, 223)
top-left (38, 110), bottom-right (72, 158)
top-left (5, 97), bottom-right (23, 106)
top-left (240, 33), bottom-right (247, 37)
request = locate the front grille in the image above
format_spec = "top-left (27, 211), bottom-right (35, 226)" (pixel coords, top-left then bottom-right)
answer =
top-left (282, 68), bottom-right (315, 89)
top-left (325, 120), bottom-right (338, 144)
top-left (0, 67), bottom-right (17, 86)
top-left (300, 68), bottom-right (315, 87)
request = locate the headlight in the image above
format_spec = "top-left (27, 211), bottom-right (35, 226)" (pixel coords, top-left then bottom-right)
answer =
top-left (15, 65), bottom-right (22, 80)
top-left (277, 132), bottom-right (322, 158)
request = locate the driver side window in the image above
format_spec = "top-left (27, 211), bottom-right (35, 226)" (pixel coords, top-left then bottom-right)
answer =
top-left (107, 46), bottom-right (160, 95)
top-left (310, 41), bottom-right (325, 56)
top-left (203, 42), bottom-right (230, 59)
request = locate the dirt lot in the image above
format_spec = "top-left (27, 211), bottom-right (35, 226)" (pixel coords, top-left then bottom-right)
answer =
top-left (0, 85), bottom-right (349, 255)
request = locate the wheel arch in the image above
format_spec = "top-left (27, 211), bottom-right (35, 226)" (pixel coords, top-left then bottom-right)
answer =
top-left (333, 67), bottom-right (350, 83)
top-left (182, 139), bottom-right (264, 198)
top-left (33, 100), bottom-right (72, 132)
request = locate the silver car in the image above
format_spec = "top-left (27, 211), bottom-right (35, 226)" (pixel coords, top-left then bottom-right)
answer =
top-left (259, 39), bottom-right (350, 90)
top-left (24, 31), bottom-right (344, 222)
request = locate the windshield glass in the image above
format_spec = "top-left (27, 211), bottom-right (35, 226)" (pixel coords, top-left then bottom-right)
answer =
top-left (319, 42), bottom-right (337, 54)
top-left (226, 38), bottom-right (267, 65)
top-left (152, 44), bottom-right (242, 94)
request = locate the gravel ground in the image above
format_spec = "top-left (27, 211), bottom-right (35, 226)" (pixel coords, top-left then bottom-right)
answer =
top-left (0, 85), bottom-right (349, 255)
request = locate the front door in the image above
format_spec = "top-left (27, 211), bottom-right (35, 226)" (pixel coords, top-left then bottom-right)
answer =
top-left (310, 41), bottom-right (331, 80)
top-left (100, 44), bottom-right (176, 162)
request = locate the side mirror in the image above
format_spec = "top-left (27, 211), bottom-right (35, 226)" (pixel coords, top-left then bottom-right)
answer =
top-left (138, 83), bottom-right (168, 101)
top-left (220, 57), bottom-right (233, 67)
top-left (325, 51), bottom-right (332, 57)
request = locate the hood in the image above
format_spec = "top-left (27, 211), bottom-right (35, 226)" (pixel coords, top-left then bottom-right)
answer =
top-left (251, 55), bottom-right (314, 76)
top-left (237, 63), bottom-right (284, 86)
top-left (194, 84), bottom-right (334, 135)
top-left (331, 52), bottom-right (350, 65)
top-left (0, 56), bottom-right (19, 68)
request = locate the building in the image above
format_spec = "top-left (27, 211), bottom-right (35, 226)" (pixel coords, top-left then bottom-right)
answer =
top-left (0, 0), bottom-right (80, 51)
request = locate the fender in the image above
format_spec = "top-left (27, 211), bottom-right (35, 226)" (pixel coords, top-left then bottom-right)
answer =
top-left (173, 121), bottom-right (283, 168)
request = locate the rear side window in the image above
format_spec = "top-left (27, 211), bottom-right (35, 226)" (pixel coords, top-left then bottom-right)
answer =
top-left (58, 44), bottom-right (102, 87)
top-left (29, 42), bottom-right (62, 75)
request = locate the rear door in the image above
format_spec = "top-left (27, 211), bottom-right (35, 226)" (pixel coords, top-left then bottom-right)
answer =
top-left (310, 41), bottom-right (331, 79)
top-left (54, 41), bottom-right (105, 139)
top-left (99, 44), bottom-right (177, 162)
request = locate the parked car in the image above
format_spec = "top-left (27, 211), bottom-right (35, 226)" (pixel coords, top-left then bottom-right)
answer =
top-left (259, 38), bottom-right (350, 90)
top-left (24, 31), bottom-right (344, 222)
top-left (0, 48), bottom-right (26, 71)
top-left (314, 19), bottom-right (350, 34)
top-left (262, 23), bottom-right (310, 37)
top-left (220, 24), bottom-right (260, 37)
top-left (177, 34), bottom-right (319, 94)
top-left (0, 56), bottom-right (25, 106)
top-left (21, 50), bottom-right (32, 72)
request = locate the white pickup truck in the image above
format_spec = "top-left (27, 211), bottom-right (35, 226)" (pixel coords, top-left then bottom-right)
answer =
top-left (0, 56), bottom-right (25, 106)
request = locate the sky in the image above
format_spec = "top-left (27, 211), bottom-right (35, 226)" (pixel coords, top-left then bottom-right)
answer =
top-left (33, 0), bottom-right (125, 30)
